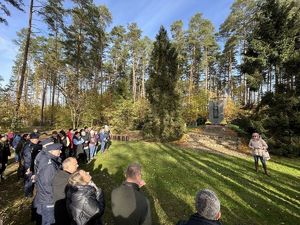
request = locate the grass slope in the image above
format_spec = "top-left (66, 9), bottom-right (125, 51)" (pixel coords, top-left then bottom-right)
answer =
top-left (87, 141), bottom-right (300, 225)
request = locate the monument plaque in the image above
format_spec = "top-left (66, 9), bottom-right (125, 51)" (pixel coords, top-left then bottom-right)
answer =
top-left (208, 99), bottom-right (224, 125)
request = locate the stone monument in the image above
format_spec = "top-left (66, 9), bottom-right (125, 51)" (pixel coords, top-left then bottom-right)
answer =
top-left (208, 99), bottom-right (225, 125)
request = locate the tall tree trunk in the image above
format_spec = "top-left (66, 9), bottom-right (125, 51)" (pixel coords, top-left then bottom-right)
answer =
top-left (141, 65), bottom-right (145, 98)
top-left (228, 50), bottom-right (232, 98)
top-left (275, 65), bottom-right (279, 93)
top-left (132, 55), bottom-right (137, 102)
top-left (24, 65), bottom-right (29, 104)
top-left (204, 47), bottom-right (208, 93)
top-left (40, 71), bottom-right (48, 126)
top-left (188, 46), bottom-right (195, 104)
top-left (11, 0), bottom-right (34, 129)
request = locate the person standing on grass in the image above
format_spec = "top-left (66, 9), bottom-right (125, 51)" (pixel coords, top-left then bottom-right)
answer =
top-left (99, 128), bottom-right (107, 154)
top-left (0, 135), bottom-right (11, 182)
top-left (111, 163), bottom-right (151, 225)
top-left (176, 189), bottom-right (222, 225)
top-left (16, 133), bottom-right (29, 179)
top-left (34, 142), bottom-right (62, 225)
top-left (249, 132), bottom-right (270, 176)
top-left (104, 125), bottom-right (112, 151)
top-left (89, 130), bottom-right (97, 161)
top-left (66, 169), bottom-right (105, 225)
top-left (22, 132), bottom-right (42, 197)
top-left (53, 157), bottom-right (78, 225)
top-left (73, 131), bottom-right (85, 163)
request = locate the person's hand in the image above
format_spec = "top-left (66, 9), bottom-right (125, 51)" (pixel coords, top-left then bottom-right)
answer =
top-left (31, 175), bottom-right (36, 183)
top-left (25, 168), bottom-right (31, 175)
top-left (138, 179), bottom-right (146, 188)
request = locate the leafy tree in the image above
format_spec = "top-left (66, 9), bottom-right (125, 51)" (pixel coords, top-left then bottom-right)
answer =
top-left (11, 0), bottom-right (34, 129)
top-left (145, 26), bottom-right (184, 141)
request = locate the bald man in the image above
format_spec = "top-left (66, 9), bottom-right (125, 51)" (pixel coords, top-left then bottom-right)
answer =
top-left (53, 157), bottom-right (78, 225)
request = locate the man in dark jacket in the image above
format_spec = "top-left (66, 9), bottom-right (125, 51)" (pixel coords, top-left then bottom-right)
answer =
top-left (53, 157), bottom-right (78, 225)
top-left (176, 189), bottom-right (222, 225)
top-left (33, 142), bottom-right (62, 225)
top-left (22, 132), bottom-right (41, 197)
top-left (16, 133), bottom-right (29, 179)
top-left (0, 135), bottom-right (11, 181)
top-left (111, 163), bottom-right (151, 225)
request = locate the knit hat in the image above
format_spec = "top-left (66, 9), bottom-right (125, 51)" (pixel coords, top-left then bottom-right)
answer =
top-left (196, 189), bottom-right (220, 220)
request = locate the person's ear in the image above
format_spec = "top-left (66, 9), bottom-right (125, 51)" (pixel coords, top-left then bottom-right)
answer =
top-left (216, 211), bottom-right (221, 220)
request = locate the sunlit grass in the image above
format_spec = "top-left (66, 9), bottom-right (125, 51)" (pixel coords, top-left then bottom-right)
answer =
top-left (88, 141), bottom-right (300, 225)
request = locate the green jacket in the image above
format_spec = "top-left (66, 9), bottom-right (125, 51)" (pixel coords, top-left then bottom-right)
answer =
top-left (111, 182), bottom-right (152, 225)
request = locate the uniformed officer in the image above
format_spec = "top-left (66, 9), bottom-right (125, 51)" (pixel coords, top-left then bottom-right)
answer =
top-left (33, 141), bottom-right (62, 225)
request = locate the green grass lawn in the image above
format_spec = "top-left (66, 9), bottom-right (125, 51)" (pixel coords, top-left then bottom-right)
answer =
top-left (86, 141), bottom-right (300, 225)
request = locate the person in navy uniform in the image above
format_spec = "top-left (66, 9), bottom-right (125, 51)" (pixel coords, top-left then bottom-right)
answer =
top-left (22, 132), bottom-right (41, 197)
top-left (33, 141), bottom-right (62, 225)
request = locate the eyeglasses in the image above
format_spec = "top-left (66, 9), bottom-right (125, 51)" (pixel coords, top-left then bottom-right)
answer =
top-left (252, 135), bottom-right (259, 137)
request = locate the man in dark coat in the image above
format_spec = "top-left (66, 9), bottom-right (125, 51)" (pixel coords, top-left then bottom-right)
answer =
top-left (52, 157), bottom-right (78, 225)
top-left (111, 163), bottom-right (151, 225)
top-left (0, 135), bottom-right (11, 181)
top-left (16, 133), bottom-right (29, 179)
top-left (176, 189), bottom-right (222, 225)
top-left (33, 142), bottom-right (62, 225)
top-left (22, 132), bottom-right (41, 197)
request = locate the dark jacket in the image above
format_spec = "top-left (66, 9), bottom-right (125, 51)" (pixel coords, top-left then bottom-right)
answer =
top-left (15, 138), bottom-right (27, 155)
top-left (34, 150), bottom-right (61, 208)
top-left (53, 170), bottom-right (72, 225)
top-left (66, 184), bottom-right (105, 225)
top-left (177, 214), bottom-right (222, 225)
top-left (22, 141), bottom-right (42, 172)
top-left (53, 170), bottom-right (71, 202)
top-left (0, 141), bottom-right (10, 165)
top-left (111, 182), bottom-right (151, 225)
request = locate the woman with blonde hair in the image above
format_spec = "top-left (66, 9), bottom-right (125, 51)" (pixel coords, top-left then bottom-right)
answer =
top-left (66, 170), bottom-right (105, 225)
top-left (249, 132), bottom-right (270, 176)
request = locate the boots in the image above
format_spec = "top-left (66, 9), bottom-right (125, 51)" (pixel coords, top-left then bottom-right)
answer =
top-left (255, 161), bottom-right (258, 172)
top-left (263, 164), bottom-right (270, 176)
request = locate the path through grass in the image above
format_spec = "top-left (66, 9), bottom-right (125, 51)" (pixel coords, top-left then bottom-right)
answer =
top-left (87, 141), bottom-right (300, 225)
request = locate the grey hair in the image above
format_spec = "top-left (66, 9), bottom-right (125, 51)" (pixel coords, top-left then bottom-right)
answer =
top-left (195, 189), bottom-right (220, 220)
top-left (125, 163), bottom-right (141, 179)
top-left (62, 157), bottom-right (76, 170)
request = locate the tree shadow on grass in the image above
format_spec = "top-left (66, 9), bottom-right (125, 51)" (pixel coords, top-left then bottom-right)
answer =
top-left (0, 162), bottom-right (34, 225)
top-left (160, 143), bottom-right (300, 225)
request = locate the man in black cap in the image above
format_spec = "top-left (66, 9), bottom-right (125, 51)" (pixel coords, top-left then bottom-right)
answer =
top-left (34, 141), bottom-right (62, 225)
top-left (22, 132), bottom-right (42, 197)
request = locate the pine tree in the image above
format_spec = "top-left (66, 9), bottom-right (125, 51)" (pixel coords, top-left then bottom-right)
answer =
top-left (145, 26), bottom-right (184, 141)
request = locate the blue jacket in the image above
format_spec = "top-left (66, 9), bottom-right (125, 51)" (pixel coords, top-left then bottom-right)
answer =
top-left (34, 150), bottom-right (61, 207)
top-left (22, 141), bottom-right (42, 172)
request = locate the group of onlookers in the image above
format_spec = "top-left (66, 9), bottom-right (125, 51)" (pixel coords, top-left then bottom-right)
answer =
top-left (0, 128), bottom-right (224, 225)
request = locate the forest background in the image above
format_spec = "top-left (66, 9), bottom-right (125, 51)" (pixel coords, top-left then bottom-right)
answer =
top-left (0, 0), bottom-right (300, 156)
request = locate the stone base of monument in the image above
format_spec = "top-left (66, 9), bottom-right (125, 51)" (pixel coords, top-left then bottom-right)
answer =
top-left (203, 125), bottom-right (237, 137)
top-left (185, 125), bottom-right (242, 152)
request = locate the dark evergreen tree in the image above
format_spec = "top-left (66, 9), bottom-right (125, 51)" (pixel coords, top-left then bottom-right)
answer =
top-left (242, 0), bottom-right (300, 156)
top-left (144, 26), bottom-right (184, 141)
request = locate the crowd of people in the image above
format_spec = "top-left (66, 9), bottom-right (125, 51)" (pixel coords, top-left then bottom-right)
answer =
top-left (0, 129), bottom-right (272, 225)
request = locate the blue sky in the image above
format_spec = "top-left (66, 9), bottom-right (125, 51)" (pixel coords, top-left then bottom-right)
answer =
top-left (0, 0), bottom-right (234, 83)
